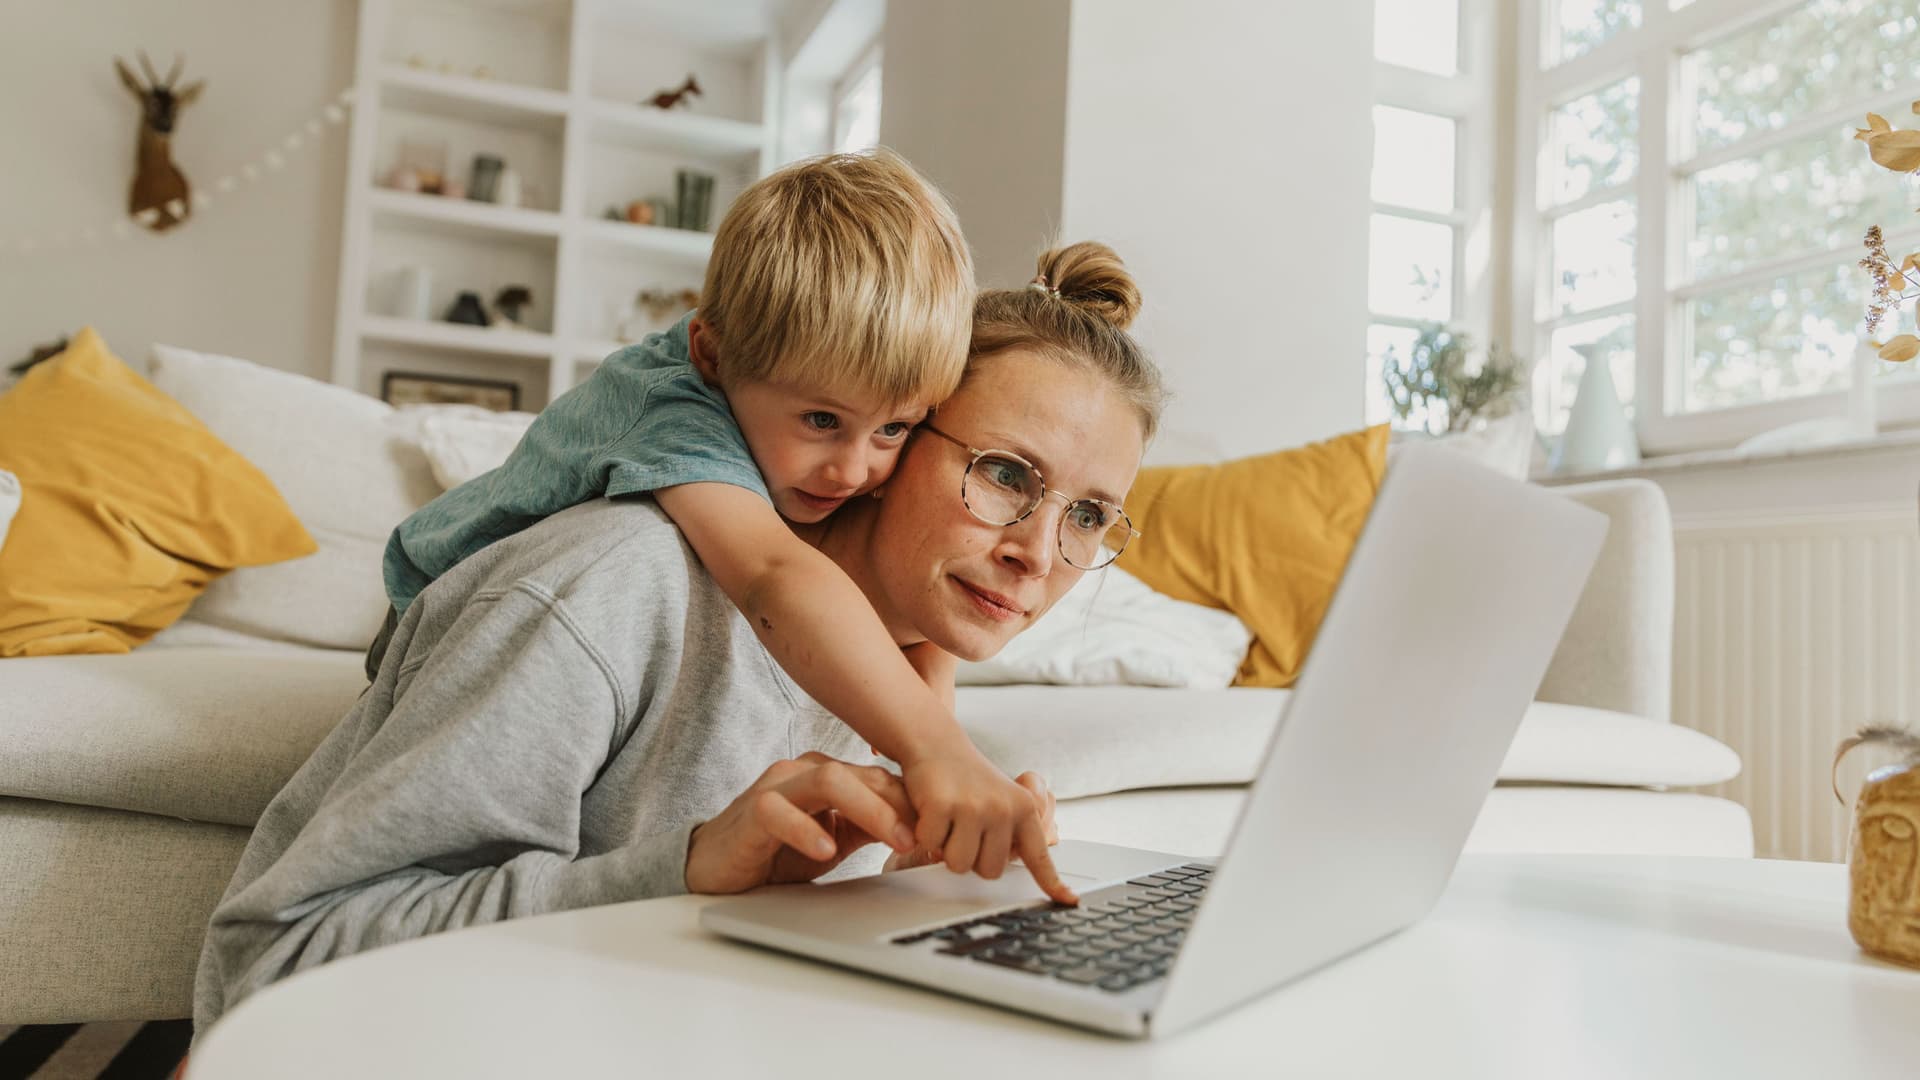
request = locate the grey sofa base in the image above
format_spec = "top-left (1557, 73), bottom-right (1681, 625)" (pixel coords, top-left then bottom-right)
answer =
top-left (1, 797), bottom-right (248, 1023)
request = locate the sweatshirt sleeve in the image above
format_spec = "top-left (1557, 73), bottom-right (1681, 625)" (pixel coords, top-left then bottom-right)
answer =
top-left (196, 583), bottom-right (690, 1028)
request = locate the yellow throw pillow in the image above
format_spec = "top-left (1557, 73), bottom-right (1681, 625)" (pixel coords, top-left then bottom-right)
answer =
top-left (0, 328), bottom-right (317, 656)
top-left (1118, 425), bottom-right (1389, 687)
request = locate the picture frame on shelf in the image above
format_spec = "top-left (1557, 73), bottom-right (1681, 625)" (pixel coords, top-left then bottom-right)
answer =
top-left (382, 370), bottom-right (521, 412)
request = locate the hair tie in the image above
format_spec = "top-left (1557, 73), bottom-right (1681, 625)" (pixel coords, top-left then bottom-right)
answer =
top-left (1029, 273), bottom-right (1059, 298)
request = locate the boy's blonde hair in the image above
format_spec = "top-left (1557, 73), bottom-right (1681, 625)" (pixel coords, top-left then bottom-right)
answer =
top-left (700, 149), bottom-right (975, 407)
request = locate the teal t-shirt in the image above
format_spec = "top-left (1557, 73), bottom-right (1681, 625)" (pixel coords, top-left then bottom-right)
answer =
top-left (382, 314), bottom-right (768, 613)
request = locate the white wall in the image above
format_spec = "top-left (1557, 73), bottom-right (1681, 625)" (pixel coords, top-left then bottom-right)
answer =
top-left (879, 0), bottom-right (1071, 292)
top-left (0, 1), bottom-right (355, 380)
top-left (1059, 1), bottom-right (1372, 457)
top-left (881, 0), bottom-right (1372, 457)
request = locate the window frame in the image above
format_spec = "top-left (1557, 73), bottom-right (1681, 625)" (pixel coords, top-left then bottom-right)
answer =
top-left (1368, 0), bottom-right (1502, 429)
top-left (1512, 0), bottom-right (1920, 455)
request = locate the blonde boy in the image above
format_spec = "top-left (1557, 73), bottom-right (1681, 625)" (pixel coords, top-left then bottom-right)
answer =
top-left (378, 150), bottom-right (1073, 903)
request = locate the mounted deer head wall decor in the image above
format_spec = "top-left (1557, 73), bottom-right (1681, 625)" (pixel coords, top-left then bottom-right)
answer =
top-left (114, 51), bottom-right (204, 232)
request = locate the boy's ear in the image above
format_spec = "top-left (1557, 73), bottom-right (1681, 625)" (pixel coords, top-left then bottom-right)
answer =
top-left (687, 317), bottom-right (722, 386)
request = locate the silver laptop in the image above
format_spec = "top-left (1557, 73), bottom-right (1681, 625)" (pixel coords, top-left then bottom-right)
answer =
top-left (701, 444), bottom-right (1607, 1039)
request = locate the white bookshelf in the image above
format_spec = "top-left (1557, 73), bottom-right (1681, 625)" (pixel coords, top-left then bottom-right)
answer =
top-left (333, 0), bottom-right (779, 408)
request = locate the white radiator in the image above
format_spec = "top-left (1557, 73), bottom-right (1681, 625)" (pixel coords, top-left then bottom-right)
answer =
top-left (1674, 506), bottom-right (1919, 862)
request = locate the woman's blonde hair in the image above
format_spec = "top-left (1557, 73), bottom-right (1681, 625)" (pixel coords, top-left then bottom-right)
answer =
top-left (965, 242), bottom-right (1167, 439)
top-left (699, 149), bottom-right (975, 407)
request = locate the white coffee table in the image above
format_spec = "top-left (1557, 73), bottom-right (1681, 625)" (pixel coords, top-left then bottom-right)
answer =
top-left (187, 855), bottom-right (1919, 1079)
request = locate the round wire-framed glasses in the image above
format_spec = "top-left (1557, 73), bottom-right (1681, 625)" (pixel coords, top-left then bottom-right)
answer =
top-left (919, 424), bottom-right (1139, 570)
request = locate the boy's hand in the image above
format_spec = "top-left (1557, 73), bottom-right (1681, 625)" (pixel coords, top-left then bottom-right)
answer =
top-left (900, 746), bottom-right (1078, 905)
top-left (885, 770), bottom-right (1059, 873)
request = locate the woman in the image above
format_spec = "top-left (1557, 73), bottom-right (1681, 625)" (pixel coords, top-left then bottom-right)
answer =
top-left (193, 242), bottom-right (1166, 1034)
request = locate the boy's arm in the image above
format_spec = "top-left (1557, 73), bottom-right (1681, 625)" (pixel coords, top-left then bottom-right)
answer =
top-left (656, 481), bottom-right (1075, 904)
top-left (903, 640), bottom-right (957, 713)
top-left (657, 482), bottom-right (965, 767)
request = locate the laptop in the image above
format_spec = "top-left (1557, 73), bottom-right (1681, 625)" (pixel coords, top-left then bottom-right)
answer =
top-left (701, 444), bottom-right (1608, 1039)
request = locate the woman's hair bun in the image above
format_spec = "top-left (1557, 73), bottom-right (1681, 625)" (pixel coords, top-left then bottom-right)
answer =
top-left (1034, 241), bottom-right (1141, 331)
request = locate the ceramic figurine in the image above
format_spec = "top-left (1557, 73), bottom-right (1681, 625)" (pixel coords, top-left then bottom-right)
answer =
top-left (493, 286), bottom-right (533, 328)
top-left (646, 75), bottom-right (701, 110)
top-left (446, 291), bottom-right (490, 327)
top-left (1836, 726), bottom-right (1920, 968)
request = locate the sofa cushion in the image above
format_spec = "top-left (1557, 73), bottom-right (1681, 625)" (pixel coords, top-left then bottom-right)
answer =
top-left (0, 331), bottom-right (318, 657)
top-left (412, 404), bottom-right (538, 490)
top-left (957, 685), bottom-right (1741, 800)
top-left (0, 647), bottom-right (363, 826)
top-left (1117, 425), bottom-right (1390, 688)
top-left (147, 345), bottom-right (443, 651)
top-left (955, 565), bottom-right (1252, 688)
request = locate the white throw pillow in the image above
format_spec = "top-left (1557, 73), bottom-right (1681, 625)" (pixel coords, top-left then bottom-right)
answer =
top-left (148, 345), bottom-right (443, 650)
top-left (955, 565), bottom-right (1253, 688)
top-left (0, 469), bottom-right (18, 556)
top-left (405, 404), bottom-right (538, 490)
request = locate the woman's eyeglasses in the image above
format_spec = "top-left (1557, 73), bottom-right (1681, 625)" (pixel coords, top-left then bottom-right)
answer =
top-left (919, 424), bottom-right (1139, 570)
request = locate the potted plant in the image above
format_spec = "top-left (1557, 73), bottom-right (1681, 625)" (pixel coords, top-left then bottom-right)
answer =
top-left (1378, 323), bottom-right (1527, 436)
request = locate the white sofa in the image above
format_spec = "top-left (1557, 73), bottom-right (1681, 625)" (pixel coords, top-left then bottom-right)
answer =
top-left (0, 347), bottom-right (1749, 1024)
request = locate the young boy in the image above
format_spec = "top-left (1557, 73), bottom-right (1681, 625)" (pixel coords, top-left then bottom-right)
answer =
top-left (375, 150), bottom-right (1074, 904)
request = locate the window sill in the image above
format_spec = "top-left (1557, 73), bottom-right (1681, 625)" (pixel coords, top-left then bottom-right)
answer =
top-left (1533, 426), bottom-right (1920, 486)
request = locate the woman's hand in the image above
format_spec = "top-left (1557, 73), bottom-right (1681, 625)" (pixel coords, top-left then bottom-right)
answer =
top-left (685, 752), bottom-right (920, 895)
top-left (885, 771), bottom-right (1060, 873)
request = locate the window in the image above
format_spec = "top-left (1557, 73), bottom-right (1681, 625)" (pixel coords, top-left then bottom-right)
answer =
top-left (831, 44), bottom-right (882, 154)
top-left (1515, 0), bottom-right (1920, 453)
top-left (1366, 1), bottom-right (1494, 432)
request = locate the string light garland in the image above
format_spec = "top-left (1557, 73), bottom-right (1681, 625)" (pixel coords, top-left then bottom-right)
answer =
top-left (7, 86), bottom-right (356, 255)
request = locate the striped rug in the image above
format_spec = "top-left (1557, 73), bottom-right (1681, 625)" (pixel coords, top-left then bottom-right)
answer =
top-left (0, 1022), bottom-right (189, 1079)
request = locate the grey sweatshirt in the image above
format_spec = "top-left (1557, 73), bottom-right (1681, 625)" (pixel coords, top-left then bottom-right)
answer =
top-left (193, 497), bottom-right (870, 1032)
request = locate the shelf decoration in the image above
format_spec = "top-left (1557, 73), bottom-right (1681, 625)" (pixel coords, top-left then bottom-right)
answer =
top-left (603, 168), bottom-right (714, 233)
top-left (618, 287), bottom-right (700, 342)
top-left (646, 75), bottom-right (701, 110)
top-left (407, 53), bottom-right (493, 80)
top-left (8, 85), bottom-right (355, 254)
top-left (493, 286), bottom-right (534, 328)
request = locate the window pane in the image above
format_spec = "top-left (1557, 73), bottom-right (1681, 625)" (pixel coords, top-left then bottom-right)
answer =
top-left (1689, 123), bottom-right (1918, 281)
top-left (1552, 0), bottom-right (1642, 65)
top-left (1372, 106), bottom-right (1458, 213)
top-left (1549, 77), bottom-right (1639, 205)
top-left (833, 62), bottom-right (882, 154)
top-left (1551, 199), bottom-right (1637, 316)
top-left (1366, 323), bottom-right (1439, 430)
top-left (1369, 213), bottom-right (1455, 321)
top-left (1684, 261), bottom-right (1865, 412)
top-left (1537, 315), bottom-right (1635, 435)
top-left (1688, 0), bottom-right (1920, 154)
top-left (1375, 0), bottom-right (1460, 75)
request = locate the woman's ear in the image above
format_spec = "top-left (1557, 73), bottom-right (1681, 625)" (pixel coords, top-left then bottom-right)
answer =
top-left (687, 317), bottom-right (722, 386)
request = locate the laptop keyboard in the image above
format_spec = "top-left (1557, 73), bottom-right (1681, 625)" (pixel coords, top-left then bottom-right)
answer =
top-left (889, 864), bottom-right (1213, 994)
